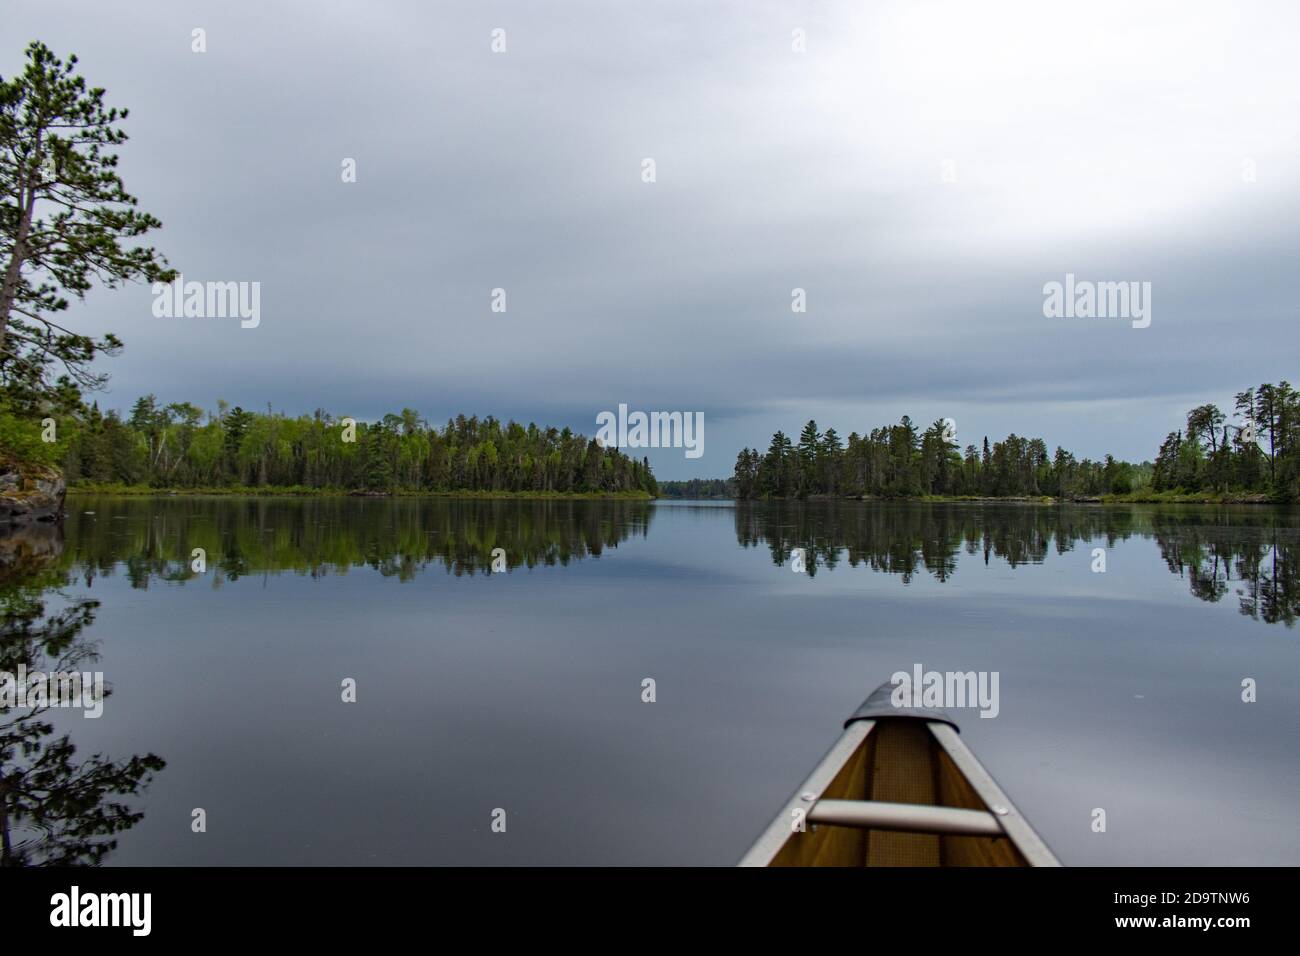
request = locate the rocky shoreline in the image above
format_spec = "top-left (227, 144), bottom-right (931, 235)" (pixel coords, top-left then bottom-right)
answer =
top-left (0, 461), bottom-right (68, 526)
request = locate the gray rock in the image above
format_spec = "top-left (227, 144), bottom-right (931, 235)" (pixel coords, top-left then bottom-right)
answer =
top-left (0, 463), bottom-right (67, 525)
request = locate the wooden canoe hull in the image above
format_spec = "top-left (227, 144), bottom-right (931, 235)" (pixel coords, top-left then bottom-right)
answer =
top-left (739, 711), bottom-right (1059, 867)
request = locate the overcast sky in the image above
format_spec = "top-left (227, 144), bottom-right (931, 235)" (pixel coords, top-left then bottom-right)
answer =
top-left (6, 1), bottom-right (1299, 478)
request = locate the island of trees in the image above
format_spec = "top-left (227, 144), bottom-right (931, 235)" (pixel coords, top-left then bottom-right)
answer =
top-left (731, 417), bottom-right (1143, 500)
top-left (729, 382), bottom-right (1299, 502)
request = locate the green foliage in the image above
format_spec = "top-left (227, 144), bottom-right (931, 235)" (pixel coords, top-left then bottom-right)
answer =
top-left (735, 416), bottom-right (1142, 499)
top-left (56, 401), bottom-right (657, 496)
top-left (1151, 382), bottom-right (1300, 500)
top-left (0, 397), bottom-right (64, 467)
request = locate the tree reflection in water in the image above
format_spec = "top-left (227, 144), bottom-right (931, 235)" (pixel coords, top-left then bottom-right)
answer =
top-left (0, 523), bottom-right (165, 866)
top-left (61, 496), bottom-right (655, 587)
top-left (734, 501), bottom-right (1299, 626)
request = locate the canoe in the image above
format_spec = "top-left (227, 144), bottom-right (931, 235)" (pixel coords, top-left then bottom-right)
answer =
top-left (738, 681), bottom-right (1060, 866)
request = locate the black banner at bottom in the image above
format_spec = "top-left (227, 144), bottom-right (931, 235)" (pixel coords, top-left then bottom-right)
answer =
top-left (2, 866), bottom-right (1288, 940)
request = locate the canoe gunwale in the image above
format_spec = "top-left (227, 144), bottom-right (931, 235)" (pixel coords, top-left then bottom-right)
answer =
top-left (927, 722), bottom-right (1060, 867)
top-left (737, 715), bottom-right (1061, 867)
top-left (736, 719), bottom-right (876, 867)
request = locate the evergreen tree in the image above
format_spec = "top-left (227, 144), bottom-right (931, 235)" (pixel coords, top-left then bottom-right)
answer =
top-left (1, 42), bottom-right (174, 414)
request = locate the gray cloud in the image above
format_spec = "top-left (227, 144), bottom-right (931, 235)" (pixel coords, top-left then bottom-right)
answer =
top-left (6, 1), bottom-right (1298, 477)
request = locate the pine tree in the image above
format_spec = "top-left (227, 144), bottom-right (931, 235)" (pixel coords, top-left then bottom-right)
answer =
top-left (797, 420), bottom-right (820, 497)
top-left (1, 42), bottom-right (175, 413)
top-left (223, 406), bottom-right (253, 481)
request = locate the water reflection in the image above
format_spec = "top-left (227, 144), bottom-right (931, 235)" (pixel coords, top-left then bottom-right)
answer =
top-left (2, 498), bottom-right (1296, 867)
top-left (0, 524), bottom-right (166, 866)
top-left (735, 501), bottom-right (1300, 626)
top-left (48, 498), bottom-right (1300, 627)
top-left (63, 497), bottom-right (655, 585)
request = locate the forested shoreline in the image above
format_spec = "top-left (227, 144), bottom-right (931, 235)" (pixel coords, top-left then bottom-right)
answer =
top-left (1150, 385), bottom-right (1299, 496)
top-left (7, 381), bottom-right (1297, 504)
top-left (9, 397), bottom-right (659, 497)
top-left (656, 478), bottom-right (734, 499)
top-left (727, 382), bottom-right (1300, 502)
top-left (732, 417), bottom-right (1146, 500)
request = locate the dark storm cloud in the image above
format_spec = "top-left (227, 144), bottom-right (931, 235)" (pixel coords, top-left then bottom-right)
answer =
top-left (5, 0), bottom-right (1298, 477)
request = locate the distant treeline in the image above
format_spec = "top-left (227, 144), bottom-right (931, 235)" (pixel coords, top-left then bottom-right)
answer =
top-left (1152, 383), bottom-right (1299, 497)
top-left (656, 478), bottom-right (736, 499)
top-left (733, 417), bottom-right (1144, 500)
top-left (46, 398), bottom-right (658, 495)
top-left (732, 382), bottom-right (1299, 501)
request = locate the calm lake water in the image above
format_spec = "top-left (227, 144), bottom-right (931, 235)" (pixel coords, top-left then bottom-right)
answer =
top-left (2, 497), bottom-right (1297, 866)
